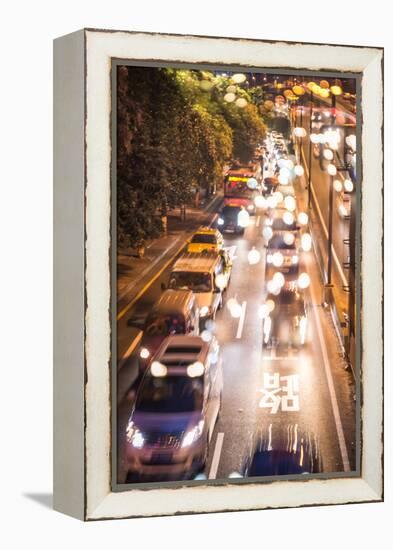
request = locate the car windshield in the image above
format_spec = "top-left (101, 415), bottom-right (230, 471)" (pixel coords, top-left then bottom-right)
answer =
top-left (169, 271), bottom-right (212, 292)
top-left (272, 219), bottom-right (297, 231)
top-left (144, 313), bottom-right (185, 337)
top-left (270, 292), bottom-right (305, 316)
top-left (222, 206), bottom-right (241, 219)
top-left (226, 180), bottom-right (254, 197)
top-left (135, 374), bottom-right (204, 413)
top-left (268, 235), bottom-right (296, 250)
top-left (191, 233), bottom-right (216, 244)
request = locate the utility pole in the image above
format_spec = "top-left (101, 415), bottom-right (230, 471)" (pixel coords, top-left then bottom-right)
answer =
top-left (324, 93), bottom-right (337, 303)
top-left (307, 91), bottom-right (313, 209)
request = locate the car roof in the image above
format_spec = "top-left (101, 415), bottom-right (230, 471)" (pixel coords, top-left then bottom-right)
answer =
top-left (193, 226), bottom-right (220, 236)
top-left (268, 289), bottom-right (304, 303)
top-left (153, 335), bottom-right (212, 366)
top-left (172, 251), bottom-right (221, 273)
top-left (152, 289), bottom-right (194, 315)
top-left (276, 185), bottom-right (295, 196)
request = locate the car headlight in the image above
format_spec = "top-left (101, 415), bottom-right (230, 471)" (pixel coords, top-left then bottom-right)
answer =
top-left (200, 306), bottom-right (210, 317)
top-left (237, 211), bottom-right (250, 228)
top-left (181, 420), bottom-right (205, 448)
top-left (299, 316), bottom-right (308, 344)
top-left (126, 420), bottom-right (145, 448)
top-left (247, 204), bottom-right (254, 211)
top-left (217, 217), bottom-right (224, 225)
top-left (139, 347), bottom-right (150, 359)
top-left (292, 255), bottom-right (299, 265)
top-left (272, 252), bottom-right (284, 267)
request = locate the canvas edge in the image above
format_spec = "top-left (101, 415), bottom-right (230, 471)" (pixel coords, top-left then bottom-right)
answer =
top-left (53, 29), bottom-right (86, 521)
top-left (80, 30), bottom-right (383, 520)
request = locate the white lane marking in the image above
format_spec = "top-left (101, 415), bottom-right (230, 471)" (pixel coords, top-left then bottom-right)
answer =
top-left (256, 215), bottom-right (261, 227)
top-left (301, 148), bottom-right (348, 287)
top-left (259, 373), bottom-right (300, 413)
top-left (208, 213), bottom-right (218, 228)
top-left (309, 280), bottom-right (351, 472)
top-left (236, 301), bottom-right (247, 339)
top-left (208, 432), bottom-right (224, 479)
top-left (117, 237), bottom-right (182, 302)
top-left (118, 331), bottom-right (142, 371)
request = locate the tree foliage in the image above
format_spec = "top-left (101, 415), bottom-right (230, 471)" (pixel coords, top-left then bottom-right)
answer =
top-left (117, 67), bottom-right (266, 248)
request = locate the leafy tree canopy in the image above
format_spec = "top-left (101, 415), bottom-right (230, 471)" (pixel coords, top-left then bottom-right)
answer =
top-left (117, 67), bottom-right (266, 248)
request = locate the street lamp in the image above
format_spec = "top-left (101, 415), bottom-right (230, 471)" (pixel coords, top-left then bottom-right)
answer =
top-left (293, 126), bottom-right (307, 165)
top-left (324, 82), bottom-right (343, 302)
top-left (306, 82), bottom-right (318, 209)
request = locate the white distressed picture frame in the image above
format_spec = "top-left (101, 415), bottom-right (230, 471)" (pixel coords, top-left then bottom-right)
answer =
top-left (53, 29), bottom-right (383, 521)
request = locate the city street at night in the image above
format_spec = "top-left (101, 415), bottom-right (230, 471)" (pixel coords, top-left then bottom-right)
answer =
top-left (115, 69), bottom-right (358, 484)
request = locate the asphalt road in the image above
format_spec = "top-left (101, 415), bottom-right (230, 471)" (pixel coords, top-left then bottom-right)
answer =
top-left (205, 213), bottom-right (356, 480)
top-left (299, 102), bottom-right (356, 323)
top-left (116, 203), bottom-right (357, 483)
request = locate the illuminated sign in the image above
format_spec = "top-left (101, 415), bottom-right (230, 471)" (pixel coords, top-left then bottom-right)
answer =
top-left (228, 176), bottom-right (250, 182)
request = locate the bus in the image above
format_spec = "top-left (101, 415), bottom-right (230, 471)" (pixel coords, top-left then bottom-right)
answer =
top-left (223, 164), bottom-right (261, 214)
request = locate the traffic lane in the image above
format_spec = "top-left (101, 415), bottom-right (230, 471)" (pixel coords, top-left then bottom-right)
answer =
top-left (207, 214), bottom-right (267, 478)
top-left (216, 261), bottom-right (354, 479)
top-left (208, 228), bottom-right (355, 479)
top-left (304, 249), bottom-right (355, 470)
top-left (294, 164), bottom-right (356, 468)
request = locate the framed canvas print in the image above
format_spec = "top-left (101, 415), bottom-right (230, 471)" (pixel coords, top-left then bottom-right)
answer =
top-left (53, 29), bottom-right (383, 520)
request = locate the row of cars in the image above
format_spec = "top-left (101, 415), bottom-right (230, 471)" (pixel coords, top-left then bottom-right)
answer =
top-left (124, 135), bottom-right (317, 481)
top-left (126, 227), bottom-right (232, 481)
top-left (223, 136), bottom-right (323, 477)
top-left (260, 133), bottom-right (311, 349)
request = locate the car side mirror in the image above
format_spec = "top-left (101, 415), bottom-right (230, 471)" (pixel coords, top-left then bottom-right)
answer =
top-left (189, 325), bottom-right (194, 332)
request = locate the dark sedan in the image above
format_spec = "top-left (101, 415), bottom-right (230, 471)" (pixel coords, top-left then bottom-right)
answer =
top-left (241, 424), bottom-right (323, 477)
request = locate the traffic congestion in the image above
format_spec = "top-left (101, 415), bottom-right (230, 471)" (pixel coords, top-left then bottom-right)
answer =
top-left (116, 71), bottom-right (357, 485)
top-left (115, 123), bottom-right (356, 482)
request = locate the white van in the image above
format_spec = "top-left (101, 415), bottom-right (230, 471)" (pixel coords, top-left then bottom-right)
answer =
top-left (165, 252), bottom-right (226, 323)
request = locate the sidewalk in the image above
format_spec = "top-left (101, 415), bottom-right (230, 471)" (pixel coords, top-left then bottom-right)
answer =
top-left (117, 192), bottom-right (222, 315)
top-left (295, 147), bottom-right (351, 369)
